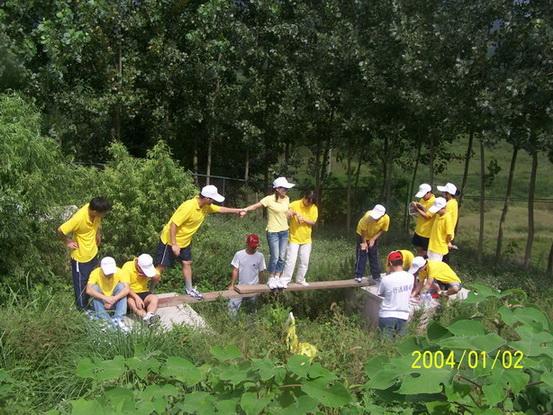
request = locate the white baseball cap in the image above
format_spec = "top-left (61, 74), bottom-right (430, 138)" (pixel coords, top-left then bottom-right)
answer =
top-left (428, 197), bottom-right (447, 214)
top-left (272, 177), bottom-right (295, 189)
top-left (137, 253), bottom-right (157, 278)
top-left (369, 204), bottom-right (386, 220)
top-left (100, 256), bottom-right (117, 276)
top-left (200, 185), bottom-right (225, 203)
top-left (415, 183), bottom-right (432, 198)
top-left (437, 182), bottom-right (457, 196)
top-left (408, 256), bottom-right (427, 275)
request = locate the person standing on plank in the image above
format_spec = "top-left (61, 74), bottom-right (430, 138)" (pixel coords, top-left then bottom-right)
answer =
top-left (280, 190), bottom-right (319, 288)
top-left (122, 253), bottom-right (161, 326)
top-left (85, 256), bottom-right (130, 331)
top-left (58, 197), bottom-right (112, 310)
top-left (409, 256), bottom-right (462, 297)
top-left (437, 182), bottom-right (459, 263)
top-left (227, 234), bottom-right (267, 315)
top-left (377, 251), bottom-right (414, 337)
top-left (243, 177), bottom-right (297, 289)
top-left (410, 183), bottom-right (435, 257)
top-left (427, 197), bottom-right (454, 262)
top-left (354, 204), bottom-right (390, 283)
top-left (156, 185), bottom-right (246, 300)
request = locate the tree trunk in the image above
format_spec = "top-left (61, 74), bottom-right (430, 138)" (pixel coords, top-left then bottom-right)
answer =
top-left (193, 135), bottom-right (199, 185)
top-left (318, 138), bottom-right (331, 214)
top-left (547, 240), bottom-right (553, 276)
top-left (314, 139), bottom-right (322, 198)
top-left (495, 145), bottom-right (518, 263)
top-left (429, 134), bottom-right (435, 187)
top-left (459, 130), bottom-right (474, 206)
top-left (244, 147), bottom-right (250, 184)
top-left (381, 135), bottom-right (388, 200)
top-left (524, 150), bottom-right (538, 268)
top-left (206, 135), bottom-right (212, 185)
top-left (346, 143), bottom-right (353, 231)
top-left (404, 140), bottom-right (422, 232)
top-left (477, 138), bottom-right (485, 263)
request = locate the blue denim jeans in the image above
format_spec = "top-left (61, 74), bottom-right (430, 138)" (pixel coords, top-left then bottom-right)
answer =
top-left (267, 230), bottom-right (289, 274)
top-left (92, 283), bottom-right (127, 320)
top-left (354, 234), bottom-right (381, 280)
top-left (378, 317), bottom-right (407, 337)
top-left (71, 257), bottom-right (99, 310)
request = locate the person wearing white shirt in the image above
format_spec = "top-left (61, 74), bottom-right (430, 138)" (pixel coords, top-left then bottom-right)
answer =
top-left (377, 251), bottom-right (414, 336)
top-left (228, 234), bottom-right (267, 314)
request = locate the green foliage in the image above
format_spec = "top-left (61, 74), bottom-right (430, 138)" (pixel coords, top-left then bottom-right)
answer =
top-left (365, 283), bottom-right (553, 414)
top-left (97, 141), bottom-right (196, 262)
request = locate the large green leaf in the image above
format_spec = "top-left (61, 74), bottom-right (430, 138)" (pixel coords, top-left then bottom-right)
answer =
top-left (105, 387), bottom-right (135, 413)
top-left (76, 356), bottom-right (126, 382)
top-left (287, 355), bottom-right (311, 379)
top-left (447, 320), bottom-right (486, 336)
top-left (487, 367), bottom-right (530, 395)
top-left (308, 362), bottom-right (337, 382)
top-left (70, 399), bottom-right (105, 415)
top-left (426, 322), bottom-right (452, 341)
top-left (210, 344), bottom-right (242, 362)
top-left (240, 392), bottom-right (271, 415)
top-left (482, 383), bottom-right (506, 405)
top-left (216, 364), bottom-right (250, 386)
top-left (178, 391), bottom-right (216, 414)
top-left (214, 399), bottom-right (239, 413)
top-left (512, 307), bottom-right (550, 331)
top-left (437, 333), bottom-right (506, 352)
top-left (301, 378), bottom-right (352, 408)
top-left (125, 355), bottom-right (161, 380)
top-left (251, 358), bottom-right (278, 382)
top-left (366, 368), bottom-right (400, 390)
top-left (160, 356), bottom-right (203, 386)
top-left (397, 369), bottom-right (451, 395)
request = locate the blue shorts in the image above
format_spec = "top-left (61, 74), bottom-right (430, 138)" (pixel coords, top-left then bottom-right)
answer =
top-left (155, 240), bottom-right (192, 268)
top-left (412, 232), bottom-right (429, 250)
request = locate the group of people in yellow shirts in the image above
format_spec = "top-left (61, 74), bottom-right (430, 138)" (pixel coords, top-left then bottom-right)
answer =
top-left (57, 175), bottom-right (461, 331)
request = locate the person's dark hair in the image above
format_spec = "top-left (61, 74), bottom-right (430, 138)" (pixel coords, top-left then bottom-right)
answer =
top-left (303, 190), bottom-right (317, 204)
top-left (89, 197), bottom-right (112, 213)
top-left (389, 259), bottom-right (403, 267)
top-left (455, 189), bottom-right (461, 197)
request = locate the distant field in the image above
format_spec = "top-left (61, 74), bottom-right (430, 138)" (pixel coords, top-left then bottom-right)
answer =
top-left (314, 136), bottom-right (553, 268)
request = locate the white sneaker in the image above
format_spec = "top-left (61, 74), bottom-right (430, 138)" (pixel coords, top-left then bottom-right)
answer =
top-left (143, 312), bottom-right (154, 321)
top-left (297, 281), bottom-right (309, 287)
top-left (355, 276), bottom-right (363, 283)
top-left (275, 277), bottom-right (286, 289)
top-left (186, 287), bottom-right (204, 300)
top-left (113, 318), bottom-right (130, 334)
top-left (267, 277), bottom-right (278, 290)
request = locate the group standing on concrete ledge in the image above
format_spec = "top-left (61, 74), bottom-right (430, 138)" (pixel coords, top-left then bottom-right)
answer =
top-left (58, 176), bottom-right (462, 333)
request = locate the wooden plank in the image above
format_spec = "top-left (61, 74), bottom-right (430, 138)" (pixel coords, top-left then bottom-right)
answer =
top-left (234, 278), bottom-right (375, 294)
top-left (158, 290), bottom-right (257, 308)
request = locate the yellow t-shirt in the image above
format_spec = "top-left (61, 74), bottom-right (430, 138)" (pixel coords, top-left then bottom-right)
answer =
top-left (414, 195), bottom-right (435, 238)
top-left (88, 266), bottom-right (128, 296)
top-left (428, 213), bottom-right (454, 255)
top-left (260, 195), bottom-right (290, 232)
top-left (418, 260), bottom-right (461, 284)
top-left (446, 198), bottom-right (459, 237)
top-left (121, 260), bottom-right (150, 294)
top-left (58, 203), bottom-right (102, 263)
top-left (398, 250), bottom-right (415, 271)
top-left (289, 200), bottom-right (319, 244)
top-left (160, 197), bottom-right (221, 248)
top-left (356, 212), bottom-right (390, 239)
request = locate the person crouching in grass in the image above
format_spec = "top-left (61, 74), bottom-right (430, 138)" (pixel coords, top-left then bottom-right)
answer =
top-left (122, 254), bottom-right (161, 326)
top-left (377, 251), bottom-right (414, 337)
top-left (409, 256), bottom-right (462, 298)
top-left (85, 256), bottom-right (130, 332)
top-left (227, 234), bottom-right (267, 315)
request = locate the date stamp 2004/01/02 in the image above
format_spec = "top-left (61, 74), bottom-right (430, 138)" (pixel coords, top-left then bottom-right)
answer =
top-left (411, 350), bottom-right (524, 370)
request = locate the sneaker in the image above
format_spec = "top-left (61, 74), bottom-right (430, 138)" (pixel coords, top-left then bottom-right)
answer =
top-left (186, 287), bottom-right (204, 300)
top-left (146, 314), bottom-right (161, 327)
top-left (297, 281), bottom-right (310, 287)
top-left (113, 318), bottom-right (131, 334)
top-left (267, 277), bottom-right (278, 290)
top-left (355, 276), bottom-right (363, 283)
top-left (143, 312), bottom-right (154, 321)
top-left (275, 277), bottom-right (286, 289)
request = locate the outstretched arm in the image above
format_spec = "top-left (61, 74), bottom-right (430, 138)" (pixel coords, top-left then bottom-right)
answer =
top-left (218, 206), bottom-right (247, 216)
top-left (243, 202), bottom-right (263, 212)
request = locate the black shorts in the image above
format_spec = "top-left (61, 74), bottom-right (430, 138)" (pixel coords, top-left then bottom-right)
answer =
top-left (412, 233), bottom-right (429, 250)
top-left (436, 281), bottom-right (462, 291)
top-left (137, 291), bottom-right (153, 301)
top-left (155, 240), bottom-right (192, 267)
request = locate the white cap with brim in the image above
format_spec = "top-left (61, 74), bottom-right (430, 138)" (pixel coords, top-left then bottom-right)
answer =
top-left (100, 256), bottom-right (117, 276)
top-left (137, 253), bottom-right (157, 278)
top-left (415, 183), bottom-right (432, 198)
top-left (272, 177), bottom-right (295, 189)
top-left (408, 256), bottom-right (427, 274)
top-left (428, 197), bottom-right (447, 214)
top-left (437, 182), bottom-right (457, 196)
top-left (201, 185), bottom-right (225, 203)
top-left (369, 204), bottom-right (386, 220)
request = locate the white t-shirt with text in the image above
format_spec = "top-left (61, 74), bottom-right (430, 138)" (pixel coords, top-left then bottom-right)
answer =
top-left (377, 270), bottom-right (414, 320)
top-left (231, 249), bottom-right (266, 285)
